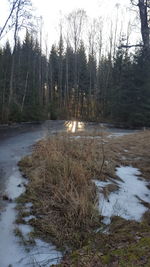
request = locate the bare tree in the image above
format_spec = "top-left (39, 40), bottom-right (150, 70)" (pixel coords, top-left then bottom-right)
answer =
top-left (88, 19), bottom-right (97, 118)
top-left (58, 23), bottom-right (64, 110)
top-left (95, 18), bottom-right (103, 68)
top-left (0, 0), bottom-right (18, 40)
top-left (67, 9), bottom-right (87, 118)
top-left (8, 0), bottom-right (33, 118)
top-left (67, 9), bottom-right (87, 54)
top-left (131, 0), bottom-right (150, 50)
top-left (113, 4), bottom-right (120, 58)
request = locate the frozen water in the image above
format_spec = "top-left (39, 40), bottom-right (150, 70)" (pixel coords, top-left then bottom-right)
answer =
top-left (0, 126), bottom-right (63, 267)
top-left (0, 173), bottom-right (62, 267)
top-left (6, 167), bottom-right (26, 199)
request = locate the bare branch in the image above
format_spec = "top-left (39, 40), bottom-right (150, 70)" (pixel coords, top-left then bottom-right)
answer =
top-left (119, 44), bottom-right (143, 48)
top-left (130, 0), bottom-right (139, 6)
top-left (0, 0), bottom-right (18, 40)
top-left (118, 44), bottom-right (143, 49)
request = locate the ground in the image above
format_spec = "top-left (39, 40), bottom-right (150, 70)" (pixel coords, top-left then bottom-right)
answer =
top-left (18, 129), bottom-right (150, 266)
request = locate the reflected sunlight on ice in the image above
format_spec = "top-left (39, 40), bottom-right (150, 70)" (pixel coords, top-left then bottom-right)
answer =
top-left (65, 121), bottom-right (85, 133)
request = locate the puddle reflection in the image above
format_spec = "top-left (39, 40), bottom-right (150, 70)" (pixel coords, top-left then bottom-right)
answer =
top-left (65, 121), bottom-right (85, 133)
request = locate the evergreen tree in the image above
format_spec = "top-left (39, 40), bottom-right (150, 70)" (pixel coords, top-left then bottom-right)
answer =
top-left (77, 41), bottom-right (88, 118)
top-left (0, 41), bottom-right (12, 122)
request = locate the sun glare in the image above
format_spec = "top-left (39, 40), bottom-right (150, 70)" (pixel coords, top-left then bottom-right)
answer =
top-left (65, 121), bottom-right (85, 133)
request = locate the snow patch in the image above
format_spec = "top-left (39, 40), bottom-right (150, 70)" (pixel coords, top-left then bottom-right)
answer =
top-left (18, 223), bottom-right (33, 236)
top-left (6, 168), bottom-right (26, 199)
top-left (93, 180), bottom-right (112, 188)
top-left (0, 203), bottom-right (62, 267)
top-left (24, 215), bottom-right (36, 222)
top-left (0, 165), bottom-right (62, 267)
top-left (95, 166), bottom-right (150, 224)
top-left (70, 135), bottom-right (102, 140)
top-left (108, 133), bottom-right (129, 138)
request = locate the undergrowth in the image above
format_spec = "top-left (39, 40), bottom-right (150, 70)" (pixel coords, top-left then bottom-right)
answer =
top-left (18, 129), bottom-right (150, 266)
top-left (19, 134), bottom-right (105, 248)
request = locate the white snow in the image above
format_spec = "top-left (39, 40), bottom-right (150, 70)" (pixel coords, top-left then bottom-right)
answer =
top-left (25, 202), bottom-right (33, 208)
top-left (0, 202), bottom-right (62, 267)
top-left (71, 136), bottom-right (102, 139)
top-left (18, 223), bottom-right (34, 236)
top-left (95, 166), bottom-right (150, 224)
top-left (6, 167), bottom-right (27, 199)
top-left (0, 167), bottom-right (62, 267)
top-left (108, 133), bottom-right (129, 138)
top-left (93, 180), bottom-right (112, 188)
top-left (24, 215), bottom-right (36, 222)
top-left (24, 202), bottom-right (33, 213)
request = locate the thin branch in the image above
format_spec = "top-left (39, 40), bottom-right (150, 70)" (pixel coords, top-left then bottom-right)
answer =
top-left (118, 44), bottom-right (143, 49)
top-left (130, 0), bottom-right (139, 6)
top-left (0, 0), bottom-right (18, 40)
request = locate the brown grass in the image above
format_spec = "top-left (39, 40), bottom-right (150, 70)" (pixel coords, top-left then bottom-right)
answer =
top-left (18, 129), bottom-right (150, 251)
top-left (58, 215), bottom-right (150, 267)
top-left (19, 135), bottom-right (103, 248)
top-left (105, 130), bottom-right (150, 181)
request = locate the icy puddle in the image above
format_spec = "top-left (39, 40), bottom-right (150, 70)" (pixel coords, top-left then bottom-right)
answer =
top-left (95, 166), bottom-right (150, 224)
top-left (0, 168), bottom-right (62, 267)
top-left (0, 203), bottom-right (62, 267)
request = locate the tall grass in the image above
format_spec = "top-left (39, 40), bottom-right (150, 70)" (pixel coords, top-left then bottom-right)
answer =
top-left (19, 135), bottom-right (102, 248)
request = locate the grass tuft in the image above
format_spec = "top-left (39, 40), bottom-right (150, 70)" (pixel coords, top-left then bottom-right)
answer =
top-left (19, 134), bottom-right (104, 248)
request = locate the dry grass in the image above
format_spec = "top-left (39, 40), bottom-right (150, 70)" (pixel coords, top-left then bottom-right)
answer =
top-left (105, 130), bottom-right (150, 181)
top-left (58, 216), bottom-right (150, 267)
top-left (19, 135), bottom-right (103, 248)
top-left (18, 129), bottom-right (150, 251)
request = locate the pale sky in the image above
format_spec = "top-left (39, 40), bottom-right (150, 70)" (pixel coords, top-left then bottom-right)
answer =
top-left (31, 0), bottom-right (131, 41)
top-left (1, 0), bottom-right (140, 50)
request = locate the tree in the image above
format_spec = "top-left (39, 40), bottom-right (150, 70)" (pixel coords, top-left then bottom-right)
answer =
top-left (67, 9), bottom-right (87, 118)
top-left (0, 0), bottom-right (18, 40)
top-left (77, 41), bottom-right (88, 118)
top-left (58, 27), bottom-right (64, 109)
top-left (48, 45), bottom-right (59, 119)
top-left (8, 0), bottom-right (33, 120)
top-left (131, 0), bottom-right (150, 51)
top-left (138, 0), bottom-right (150, 50)
top-left (0, 42), bottom-right (11, 121)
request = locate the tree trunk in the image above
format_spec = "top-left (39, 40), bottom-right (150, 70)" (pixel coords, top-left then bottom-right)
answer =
top-left (8, 0), bottom-right (21, 119)
top-left (21, 71), bottom-right (29, 113)
top-left (138, 0), bottom-right (150, 50)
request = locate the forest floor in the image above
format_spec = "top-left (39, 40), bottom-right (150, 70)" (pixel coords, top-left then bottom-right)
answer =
top-left (18, 129), bottom-right (150, 266)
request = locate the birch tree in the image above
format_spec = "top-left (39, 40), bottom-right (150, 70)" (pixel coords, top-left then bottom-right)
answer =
top-left (8, 0), bottom-right (33, 119)
top-left (67, 9), bottom-right (87, 118)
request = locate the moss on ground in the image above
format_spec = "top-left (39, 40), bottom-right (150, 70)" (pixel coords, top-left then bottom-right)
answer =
top-left (57, 217), bottom-right (150, 266)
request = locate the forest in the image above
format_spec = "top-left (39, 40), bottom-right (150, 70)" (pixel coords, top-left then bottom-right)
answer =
top-left (0, 1), bottom-right (150, 266)
top-left (0, 0), bottom-right (150, 127)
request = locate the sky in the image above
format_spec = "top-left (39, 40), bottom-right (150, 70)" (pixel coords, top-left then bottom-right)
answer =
top-left (1, 0), bottom-right (140, 50)
top-left (31, 0), bottom-right (131, 41)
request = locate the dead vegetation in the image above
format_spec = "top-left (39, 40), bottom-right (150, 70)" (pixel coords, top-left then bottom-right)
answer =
top-left (109, 130), bottom-right (150, 181)
top-left (19, 134), bottom-right (104, 248)
top-left (58, 215), bottom-right (150, 267)
top-left (18, 129), bottom-right (150, 265)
